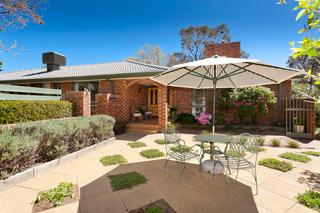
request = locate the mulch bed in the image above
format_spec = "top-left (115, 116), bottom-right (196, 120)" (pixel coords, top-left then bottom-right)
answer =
top-left (32, 185), bottom-right (79, 213)
top-left (130, 199), bottom-right (176, 213)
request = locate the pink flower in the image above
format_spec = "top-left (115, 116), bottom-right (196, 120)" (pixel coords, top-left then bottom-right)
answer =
top-left (196, 112), bottom-right (212, 125)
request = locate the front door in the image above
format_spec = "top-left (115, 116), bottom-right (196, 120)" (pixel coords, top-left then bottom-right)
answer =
top-left (148, 87), bottom-right (158, 116)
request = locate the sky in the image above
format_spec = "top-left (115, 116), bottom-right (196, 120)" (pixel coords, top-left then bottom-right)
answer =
top-left (0, 0), bottom-right (302, 72)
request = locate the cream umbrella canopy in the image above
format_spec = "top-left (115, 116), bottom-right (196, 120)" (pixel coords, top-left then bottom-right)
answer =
top-left (152, 55), bottom-right (305, 134)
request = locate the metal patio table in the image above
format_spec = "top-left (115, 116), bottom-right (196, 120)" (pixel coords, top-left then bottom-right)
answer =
top-left (194, 133), bottom-right (230, 174)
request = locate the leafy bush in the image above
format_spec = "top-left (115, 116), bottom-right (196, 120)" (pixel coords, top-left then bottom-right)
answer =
top-left (127, 142), bottom-right (146, 148)
top-left (0, 100), bottom-right (72, 124)
top-left (140, 149), bottom-right (165, 159)
top-left (302, 151), bottom-right (320, 157)
top-left (256, 136), bottom-right (265, 146)
top-left (176, 113), bottom-right (196, 125)
top-left (287, 140), bottom-right (300, 148)
top-left (271, 139), bottom-right (281, 147)
top-left (231, 86), bottom-right (276, 123)
top-left (297, 190), bottom-right (320, 211)
top-left (34, 182), bottom-right (73, 207)
top-left (154, 139), bottom-right (166, 145)
top-left (0, 115), bottom-right (115, 180)
top-left (113, 120), bottom-right (127, 135)
top-left (99, 154), bottom-right (127, 166)
top-left (108, 172), bottom-right (147, 191)
top-left (258, 158), bottom-right (293, 172)
top-left (279, 152), bottom-right (311, 163)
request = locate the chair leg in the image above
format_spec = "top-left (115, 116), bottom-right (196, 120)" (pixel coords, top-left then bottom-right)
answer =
top-left (212, 160), bottom-right (217, 179)
top-left (235, 162), bottom-right (240, 179)
top-left (164, 158), bottom-right (169, 174)
top-left (179, 162), bottom-right (187, 185)
top-left (254, 167), bottom-right (258, 195)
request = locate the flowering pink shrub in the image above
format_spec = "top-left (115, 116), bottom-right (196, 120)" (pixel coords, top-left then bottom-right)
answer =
top-left (196, 112), bottom-right (212, 125)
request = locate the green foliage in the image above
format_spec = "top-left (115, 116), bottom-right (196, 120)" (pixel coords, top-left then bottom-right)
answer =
top-left (34, 182), bottom-right (73, 207)
top-left (127, 142), bottom-right (146, 148)
top-left (145, 206), bottom-right (164, 213)
top-left (271, 139), bottom-right (281, 147)
top-left (231, 87), bottom-right (276, 123)
top-left (288, 140), bottom-right (300, 148)
top-left (0, 115), bottom-right (115, 180)
top-left (170, 145), bottom-right (192, 153)
top-left (279, 152), bottom-right (311, 163)
top-left (108, 172), bottom-right (147, 191)
top-left (99, 154), bottom-right (128, 166)
top-left (258, 158), bottom-right (293, 172)
top-left (302, 150), bottom-right (320, 156)
top-left (256, 136), bottom-right (265, 146)
top-left (176, 113), bottom-right (196, 125)
top-left (0, 100), bottom-right (72, 124)
top-left (297, 190), bottom-right (320, 211)
top-left (166, 123), bottom-right (176, 129)
top-left (140, 149), bottom-right (165, 159)
top-left (154, 139), bottom-right (166, 145)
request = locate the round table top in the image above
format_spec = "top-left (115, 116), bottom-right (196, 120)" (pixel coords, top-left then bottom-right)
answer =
top-left (193, 133), bottom-right (230, 144)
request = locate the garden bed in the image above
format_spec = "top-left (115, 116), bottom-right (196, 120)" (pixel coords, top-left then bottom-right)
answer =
top-left (32, 182), bottom-right (78, 213)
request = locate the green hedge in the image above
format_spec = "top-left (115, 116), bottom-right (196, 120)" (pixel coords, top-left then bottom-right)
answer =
top-left (0, 115), bottom-right (115, 180)
top-left (0, 100), bottom-right (73, 124)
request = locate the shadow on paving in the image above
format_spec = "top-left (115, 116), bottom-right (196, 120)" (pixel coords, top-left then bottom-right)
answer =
top-left (78, 159), bottom-right (258, 213)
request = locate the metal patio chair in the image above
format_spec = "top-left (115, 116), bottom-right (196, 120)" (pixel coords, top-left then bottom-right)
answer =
top-left (163, 129), bottom-right (201, 181)
top-left (214, 133), bottom-right (259, 194)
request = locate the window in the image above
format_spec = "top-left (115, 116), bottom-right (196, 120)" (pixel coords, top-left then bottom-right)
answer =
top-left (192, 89), bottom-right (206, 116)
top-left (73, 81), bottom-right (98, 102)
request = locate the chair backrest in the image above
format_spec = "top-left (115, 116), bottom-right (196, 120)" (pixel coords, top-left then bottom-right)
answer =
top-left (228, 133), bottom-right (259, 162)
top-left (163, 129), bottom-right (181, 153)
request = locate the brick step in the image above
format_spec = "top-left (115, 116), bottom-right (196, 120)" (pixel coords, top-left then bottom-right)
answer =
top-left (127, 123), bottom-right (160, 130)
top-left (126, 128), bottom-right (159, 134)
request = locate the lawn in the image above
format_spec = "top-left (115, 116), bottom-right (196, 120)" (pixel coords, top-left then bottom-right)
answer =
top-left (279, 152), bottom-right (311, 163)
top-left (140, 149), bottom-right (165, 159)
top-left (301, 151), bottom-right (320, 157)
top-left (127, 141), bottom-right (147, 148)
top-left (108, 172), bottom-right (147, 191)
top-left (258, 158), bottom-right (293, 172)
top-left (99, 154), bottom-right (128, 166)
top-left (154, 139), bottom-right (166, 145)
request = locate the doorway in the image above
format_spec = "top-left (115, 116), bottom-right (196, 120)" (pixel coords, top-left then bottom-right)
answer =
top-left (148, 87), bottom-right (158, 116)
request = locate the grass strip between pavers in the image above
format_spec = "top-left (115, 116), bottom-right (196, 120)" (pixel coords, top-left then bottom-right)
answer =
top-left (301, 151), bottom-right (320, 157)
top-left (99, 154), bottom-right (128, 166)
top-left (279, 152), bottom-right (311, 163)
top-left (258, 158), bottom-right (293, 172)
top-left (108, 171), bottom-right (147, 191)
top-left (140, 149), bottom-right (165, 159)
top-left (170, 145), bottom-right (192, 153)
top-left (127, 141), bottom-right (147, 148)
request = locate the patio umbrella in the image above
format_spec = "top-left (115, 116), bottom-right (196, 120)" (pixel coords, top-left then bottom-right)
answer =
top-left (152, 55), bottom-right (304, 133)
top-left (152, 55), bottom-right (305, 172)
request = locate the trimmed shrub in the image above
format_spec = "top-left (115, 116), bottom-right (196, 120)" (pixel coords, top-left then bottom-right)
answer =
top-left (256, 136), bottom-right (265, 146)
top-left (287, 140), bottom-right (300, 148)
top-left (0, 100), bottom-right (72, 124)
top-left (113, 120), bottom-right (127, 135)
top-left (271, 139), bottom-right (281, 147)
top-left (0, 115), bottom-right (115, 180)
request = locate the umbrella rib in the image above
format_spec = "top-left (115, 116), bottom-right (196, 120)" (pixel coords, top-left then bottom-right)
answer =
top-left (166, 66), bottom-right (203, 85)
top-left (216, 64), bottom-right (252, 80)
top-left (220, 64), bottom-right (237, 88)
top-left (232, 63), bottom-right (278, 83)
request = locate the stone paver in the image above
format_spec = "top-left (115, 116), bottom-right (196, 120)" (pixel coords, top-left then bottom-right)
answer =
top-left (0, 132), bottom-right (319, 213)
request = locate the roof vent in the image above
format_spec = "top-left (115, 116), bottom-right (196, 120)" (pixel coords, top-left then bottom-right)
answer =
top-left (42, 52), bottom-right (66, 71)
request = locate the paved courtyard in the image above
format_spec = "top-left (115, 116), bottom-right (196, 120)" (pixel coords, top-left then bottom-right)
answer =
top-left (0, 132), bottom-right (319, 213)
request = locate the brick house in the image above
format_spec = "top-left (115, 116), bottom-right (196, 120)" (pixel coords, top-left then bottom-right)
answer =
top-left (0, 42), bottom-right (306, 133)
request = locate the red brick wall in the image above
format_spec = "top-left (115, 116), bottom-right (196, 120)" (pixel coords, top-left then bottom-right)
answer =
top-left (65, 91), bottom-right (91, 116)
top-left (169, 87), bottom-right (192, 114)
top-left (61, 82), bottom-right (72, 99)
top-left (205, 42), bottom-right (241, 58)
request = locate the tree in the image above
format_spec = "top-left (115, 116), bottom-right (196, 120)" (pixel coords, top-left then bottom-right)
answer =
top-left (0, 0), bottom-right (45, 31)
top-left (179, 24), bottom-right (230, 60)
top-left (279, 0), bottom-right (320, 85)
top-left (167, 52), bottom-right (190, 66)
top-left (130, 44), bottom-right (167, 66)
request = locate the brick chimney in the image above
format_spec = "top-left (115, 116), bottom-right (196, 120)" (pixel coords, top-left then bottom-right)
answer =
top-left (205, 41), bottom-right (241, 58)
